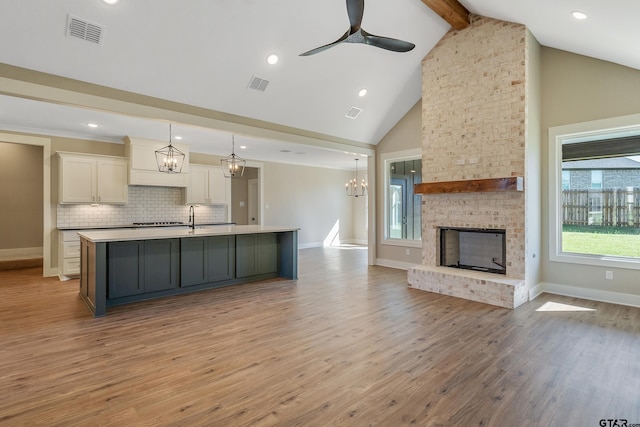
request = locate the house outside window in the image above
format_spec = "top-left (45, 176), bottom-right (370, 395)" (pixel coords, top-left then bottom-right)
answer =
top-left (562, 170), bottom-right (570, 189)
top-left (590, 170), bottom-right (603, 189)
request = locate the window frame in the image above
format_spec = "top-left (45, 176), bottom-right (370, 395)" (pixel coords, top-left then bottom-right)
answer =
top-left (549, 114), bottom-right (640, 270)
top-left (381, 148), bottom-right (422, 248)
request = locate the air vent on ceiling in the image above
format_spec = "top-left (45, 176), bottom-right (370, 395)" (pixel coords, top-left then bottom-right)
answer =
top-left (248, 76), bottom-right (269, 92)
top-left (67, 15), bottom-right (104, 45)
top-left (345, 107), bottom-right (363, 120)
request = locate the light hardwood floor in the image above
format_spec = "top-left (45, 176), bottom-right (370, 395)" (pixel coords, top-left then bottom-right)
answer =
top-left (1, 247), bottom-right (639, 426)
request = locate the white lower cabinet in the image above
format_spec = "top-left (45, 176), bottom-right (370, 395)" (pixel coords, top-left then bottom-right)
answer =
top-left (59, 230), bottom-right (85, 279)
top-left (184, 164), bottom-right (230, 205)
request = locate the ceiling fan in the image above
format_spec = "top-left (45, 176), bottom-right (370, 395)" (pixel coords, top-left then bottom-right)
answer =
top-left (300, 0), bottom-right (416, 56)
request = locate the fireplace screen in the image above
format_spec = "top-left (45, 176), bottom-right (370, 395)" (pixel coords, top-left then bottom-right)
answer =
top-left (440, 228), bottom-right (506, 274)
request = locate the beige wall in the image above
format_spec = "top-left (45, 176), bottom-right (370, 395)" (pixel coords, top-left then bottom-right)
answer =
top-left (0, 142), bottom-right (43, 250)
top-left (262, 162), bottom-right (359, 248)
top-left (375, 101), bottom-right (423, 266)
top-left (541, 47), bottom-right (640, 297)
top-left (525, 30), bottom-right (542, 286)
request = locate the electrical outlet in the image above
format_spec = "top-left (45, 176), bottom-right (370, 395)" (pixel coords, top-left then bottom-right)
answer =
top-left (605, 270), bottom-right (614, 280)
top-left (456, 159), bottom-right (465, 165)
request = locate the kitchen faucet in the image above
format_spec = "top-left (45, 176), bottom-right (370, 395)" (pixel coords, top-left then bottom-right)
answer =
top-left (189, 205), bottom-right (195, 230)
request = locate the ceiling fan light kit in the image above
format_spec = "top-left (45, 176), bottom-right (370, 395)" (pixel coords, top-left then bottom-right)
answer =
top-left (300, 0), bottom-right (415, 56)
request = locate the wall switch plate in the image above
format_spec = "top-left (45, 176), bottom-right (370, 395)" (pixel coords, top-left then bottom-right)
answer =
top-left (405, 249), bottom-right (410, 255)
top-left (456, 159), bottom-right (465, 165)
top-left (605, 270), bottom-right (614, 280)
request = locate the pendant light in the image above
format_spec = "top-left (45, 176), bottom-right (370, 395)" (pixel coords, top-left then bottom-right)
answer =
top-left (346, 158), bottom-right (367, 197)
top-left (155, 123), bottom-right (185, 173)
top-left (220, 135), bottom-right (246, 178)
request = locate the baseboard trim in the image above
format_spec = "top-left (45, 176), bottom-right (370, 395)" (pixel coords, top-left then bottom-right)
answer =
top-left (375, 258), bottom-right (417, 271)
top-left (529, 283), bottom-right (544, 301)
top-left (538, 281), bottom-right (640, 309)
top-left (0, 247), bottom-right (43, 261)
top-left (299, 242), bottom-right (323, 250)
top-left (0, 258), bottom-right (43, 271)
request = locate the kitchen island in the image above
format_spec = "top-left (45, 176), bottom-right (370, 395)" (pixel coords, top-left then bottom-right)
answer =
top-left (78, 225), bottom-right (299, 316)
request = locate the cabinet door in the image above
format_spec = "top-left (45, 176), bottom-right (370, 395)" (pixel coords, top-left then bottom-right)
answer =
top-left (236, 233), bottom-right (278, 278)
top-left (181, 237), bottom-right (208, 286)
top-left (144, 239), bottom-right (179, 292)
top-left (108, 241), bottom-right (144, 298)
top-left (207, 235), bottom-right (235, 282)
top-left (97, 159), bottom-right (128, 203)
top-left (235, 234), bottom-right (257, 278)
top-left (257, 233), bottom-right (278, 274)
top-left (185, 165), bottom-right (209, 205)
top-left (208, 166), bottom-right (229, 204)
top-left (60, 156), bottom-right (96, 203)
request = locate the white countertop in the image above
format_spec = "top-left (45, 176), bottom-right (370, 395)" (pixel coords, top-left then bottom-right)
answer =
top-left (77, 225), bottom-right (299, 243)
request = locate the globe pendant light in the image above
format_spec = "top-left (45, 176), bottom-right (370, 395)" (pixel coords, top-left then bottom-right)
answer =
top-left (155, 123), bottom-right (185, 173)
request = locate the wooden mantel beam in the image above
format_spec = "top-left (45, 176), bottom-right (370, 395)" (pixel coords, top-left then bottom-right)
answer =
top-left (421, 0), bottom-right (471, 31)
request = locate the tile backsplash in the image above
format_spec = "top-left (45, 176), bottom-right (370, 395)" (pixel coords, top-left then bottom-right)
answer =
top-left (57, 186), bottom-right (227, 228)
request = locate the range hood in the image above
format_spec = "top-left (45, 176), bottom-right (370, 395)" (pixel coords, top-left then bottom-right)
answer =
top-left (124, 136), bottom-right (190, 187)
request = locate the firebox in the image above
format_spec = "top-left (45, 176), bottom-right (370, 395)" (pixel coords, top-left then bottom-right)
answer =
top-left (440, 227), bottom-right (506, 275)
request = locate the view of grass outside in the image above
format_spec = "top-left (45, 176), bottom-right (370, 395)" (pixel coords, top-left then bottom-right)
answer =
top-left (562, 225), bottom-right (640, 258)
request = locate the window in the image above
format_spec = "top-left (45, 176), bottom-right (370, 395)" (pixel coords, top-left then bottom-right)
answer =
top-left (382, 149), bottom-right (422, 247)
top-left (562, 170), bottom-right (571, 189)
top-left (550, 115), bottom-right (640, 270)
top-left (590, 170), bottom-right (603, 189)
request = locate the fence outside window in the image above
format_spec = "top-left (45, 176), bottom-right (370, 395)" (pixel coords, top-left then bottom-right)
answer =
top-left (563, 188), bottom-right (640, 227)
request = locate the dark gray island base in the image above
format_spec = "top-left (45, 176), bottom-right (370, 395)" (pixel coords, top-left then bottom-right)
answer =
top-left (78, 226), bottom-right (299, 317)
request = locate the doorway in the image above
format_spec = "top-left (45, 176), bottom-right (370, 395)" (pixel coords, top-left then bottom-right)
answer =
top-left (230, 166), bottom-right (260, 225)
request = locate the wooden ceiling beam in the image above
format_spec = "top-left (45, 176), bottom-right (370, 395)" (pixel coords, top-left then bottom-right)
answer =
top-left (421, 0), bottom-right (471, 31)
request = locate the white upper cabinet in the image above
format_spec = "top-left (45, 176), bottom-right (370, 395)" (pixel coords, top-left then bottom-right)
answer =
top-left (58, 152), bottom-right (128, 204)
top-left (125, 137), bottom-right (189, 187)
top-left (185, 164), bottom-right (229, 205)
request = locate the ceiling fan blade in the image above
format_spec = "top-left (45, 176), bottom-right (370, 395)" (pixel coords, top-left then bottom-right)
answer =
top-left (361, 29), bottom-right (415, 53)
top-left (299, 30), bottom-right (350, 56)
top-left (346, 0), bottom-right (364, 33)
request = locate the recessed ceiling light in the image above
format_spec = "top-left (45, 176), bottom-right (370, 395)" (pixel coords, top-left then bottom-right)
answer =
top-left (266, 54), bottom-right (279, 65)
top-left (174, 136), bottom-right (183, 140)
top-left (102, 0), bottom-right (119, 4)
top-left (572, 11), bottom-right (587, 20)
top-left (87, 123), bottom-right (98, 128)
top-left (358, 89), bottom-right (367, 97)
top-left (240, 145), bottom-right (247, 149)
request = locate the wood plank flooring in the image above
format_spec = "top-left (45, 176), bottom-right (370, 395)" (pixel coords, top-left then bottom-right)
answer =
top-left (1, 247), bottom-right (639, 426)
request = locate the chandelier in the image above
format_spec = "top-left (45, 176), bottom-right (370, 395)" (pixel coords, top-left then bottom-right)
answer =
top-left (346, 158), bottom-right (367, 197)
top-left (155, 123), bottom-right (185, 173)
top-left (220, 135), bottom-right (246, 178)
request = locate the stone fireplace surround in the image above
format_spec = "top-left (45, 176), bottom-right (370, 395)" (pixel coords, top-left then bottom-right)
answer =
top-left (407, 16), bottom-right (536, 309)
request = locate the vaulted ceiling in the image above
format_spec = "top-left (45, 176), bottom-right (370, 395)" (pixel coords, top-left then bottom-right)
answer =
top-left (1, 0), bottom-right (639, 169)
